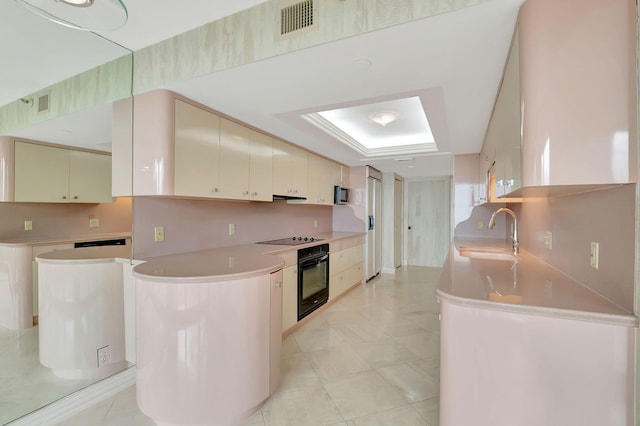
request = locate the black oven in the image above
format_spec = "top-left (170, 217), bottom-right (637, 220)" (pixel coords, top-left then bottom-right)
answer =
top-left (298, 243), bottom-right (329, 320)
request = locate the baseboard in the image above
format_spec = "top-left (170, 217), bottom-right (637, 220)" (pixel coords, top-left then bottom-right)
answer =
top-left (8, 366), bottom-right (136, 425)
top-left (381, 267), bottom-right (397, 274)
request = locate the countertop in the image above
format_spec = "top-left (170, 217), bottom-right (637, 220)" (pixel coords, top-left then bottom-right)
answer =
top-left (132, 231), bottom-right (364, 284)
top-left (437, 238), bottom-right (638, 327)
top-left (36, 244), bottom-right (131, 264)
top-left (0, 232), bottom-right (131, 247)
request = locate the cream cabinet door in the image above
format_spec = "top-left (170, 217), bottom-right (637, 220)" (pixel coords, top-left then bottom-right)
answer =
top-left (219, 118), bottom-right (250, 200)
top-left (272, 138), bottom-right (290, 197)
top-left (174, 99), bottom-right (221, 197)
top-left (249, 130), bottom-right (273, 201)
top-left (69, 151), bottom-right (112, 203)
top-left (14, 142), bottom-right (69, 202)
top-left (282, 266), bottom-right (298, 332)
top-left (289, 144), bottom-right (307, 198)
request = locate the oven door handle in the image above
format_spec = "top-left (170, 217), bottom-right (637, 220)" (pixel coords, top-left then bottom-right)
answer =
top-left (300, 254), bottom-right (329, 267)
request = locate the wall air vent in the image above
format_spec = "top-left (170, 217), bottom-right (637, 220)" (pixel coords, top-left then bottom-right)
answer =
top-left (37, 93), bottom-right (50, 113)
top-left (280, 0), bottom-right (316, 36)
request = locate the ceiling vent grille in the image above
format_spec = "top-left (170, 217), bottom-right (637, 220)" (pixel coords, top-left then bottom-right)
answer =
top-left (37, 93), bottom-right (50, 113)
top-left (280, 0), bottom-right (315, 35)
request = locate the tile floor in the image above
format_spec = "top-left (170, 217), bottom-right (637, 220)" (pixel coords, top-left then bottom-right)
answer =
top-left (0, 324), bottom-right (131, 425)
top-left (64, 266), bottom-right (442, 425)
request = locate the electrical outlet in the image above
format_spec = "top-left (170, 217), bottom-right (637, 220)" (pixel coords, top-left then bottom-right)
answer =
top-left (544, 231), bottom-right (553, 250)
top-left (476, 220), bottom-right (484, 230)
top-left (228, 223), bottom-right (235, 235)
top-left (24, 220), bottom-right (32, 231)
top-left (89, 218), bottom-right (100, 228)
top-left (590, 241), bottom-right (599, 269)
top-left (314, 219), bottom-right (318, 228)
top-left (154, 226), bottom-right (165, 242)
top-left (97, 346), bottom-right (110, 367)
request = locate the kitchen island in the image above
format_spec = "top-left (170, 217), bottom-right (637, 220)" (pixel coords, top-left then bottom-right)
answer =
top-left (437, 238), bottom-right (638, 426)
top-left (0, 232), bottom-right (130, 330)
top-left (132, 231), bottom-right (363, 426)
top-left (36, 244), bottom-right (131, 379)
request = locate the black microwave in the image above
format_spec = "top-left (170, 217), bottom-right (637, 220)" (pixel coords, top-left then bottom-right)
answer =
top-left (334, 185), bottom-right (350, 205)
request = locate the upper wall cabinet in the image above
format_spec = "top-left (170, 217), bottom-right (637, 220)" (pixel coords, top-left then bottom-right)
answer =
top-left (174, 99), bottom-right (222, 198)
top-left (518, 0), bottom-right (637, 189)
top-left (272, 138), bottom-right (307, 199)
top-left (482, 27), bottom-right (522, 202)
top-left (14, 141), bottom-right (112, 203)
top-left (133, 90), bottom-right (349, 203)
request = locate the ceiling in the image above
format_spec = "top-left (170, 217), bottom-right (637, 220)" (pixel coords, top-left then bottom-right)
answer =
top-left (2, 0), bottom-right (524, 179)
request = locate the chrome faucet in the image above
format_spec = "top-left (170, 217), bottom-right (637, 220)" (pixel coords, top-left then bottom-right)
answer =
top-left (488, 207), bottom-right (519, 254)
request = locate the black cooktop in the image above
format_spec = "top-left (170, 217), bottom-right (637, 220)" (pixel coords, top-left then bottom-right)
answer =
top-left (257, 237), bottom-right (323, 246)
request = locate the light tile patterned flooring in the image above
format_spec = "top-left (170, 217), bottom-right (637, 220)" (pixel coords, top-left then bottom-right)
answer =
top-left (64, 266), bottom-right (442, 425)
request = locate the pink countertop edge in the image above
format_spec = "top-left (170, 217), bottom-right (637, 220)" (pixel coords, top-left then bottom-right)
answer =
top-left (131, 231), bottom-right (364, 284)
top-left (437, 238), bottom-right (639, 327)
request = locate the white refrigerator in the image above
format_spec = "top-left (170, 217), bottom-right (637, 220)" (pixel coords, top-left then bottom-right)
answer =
top-left (366, 167), bottom-right (382, 280)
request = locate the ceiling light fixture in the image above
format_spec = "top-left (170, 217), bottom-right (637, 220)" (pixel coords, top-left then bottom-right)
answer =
top-left (369, 111), bottom-right (398, 127)
top-left (58, 0), bottom-right (94, 7)
top-left (15, 0), bottom-right (128, 32)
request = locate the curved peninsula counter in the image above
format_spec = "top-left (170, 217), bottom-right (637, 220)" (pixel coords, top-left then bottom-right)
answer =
top-left (437, 238), bottom-right (638, 426)
top-left (0, 232), bottom-right (130, 331)
top-left (132, 247), bottom-right (285, 426)
top-left (36, 244), bottom-right (131, 380)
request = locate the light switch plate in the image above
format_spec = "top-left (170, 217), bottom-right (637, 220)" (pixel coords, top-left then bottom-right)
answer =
top-left (89, 218), bottom-right (100, 228)
top-left (590, 241), bottom-right (599, 269)
top-left (24, 220), bottom-right (32, 231)
top-left (154, 226), bottom-right (165, 242)
top-left (228, 223), bottom-right (235, 235)
top-left (544, 231), bottom-right (553, 250)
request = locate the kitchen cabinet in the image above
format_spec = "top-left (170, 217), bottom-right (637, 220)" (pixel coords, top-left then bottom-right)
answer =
top-left (134, 261), bottom-right (283, 425)
top-left (218, 117), bottom-right (251, 200)
top-left (249, 130), bottom-right (273, 201)
top-left (306, 154), bottom-right (335, 205)
top-left (14, 141), bottom-right (112, 203)
top-left (269, 269), bottom-right (282, 393)
top-left (516, 0), bottom-right (636, 190)
top-left (174, 100), bottom-right (273, 201)
top-left (281, 265), bottom-right (298, 332)
top-left (480, 27), bottom-right (522, 203)
top-left (272, 138), bottom-right (307, 198)
top-left (174, 99), bottom-right (221, 197)
top-left (329, 238), bottom-right (364, 300)
top-left (439, 298), bottom-right (634, 426)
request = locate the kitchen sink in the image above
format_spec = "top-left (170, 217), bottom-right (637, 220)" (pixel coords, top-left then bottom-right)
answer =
top-left (458, 247), bottom-right (518, 262)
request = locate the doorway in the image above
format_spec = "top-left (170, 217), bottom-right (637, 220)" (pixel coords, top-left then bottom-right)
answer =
top-left (406, 178), bottom-right (451, 267)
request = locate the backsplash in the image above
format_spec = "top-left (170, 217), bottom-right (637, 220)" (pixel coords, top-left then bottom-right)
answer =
top-left (512, 184), bottom-right (636, 312)
top-left (0, 197), bottom-right (131, 240)
top-left (132, 197), bottom-right (333, 259)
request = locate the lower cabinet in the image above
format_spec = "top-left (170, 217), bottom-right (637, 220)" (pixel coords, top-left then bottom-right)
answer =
top-left (329, 242), bottom-right (364, 300)
top-left (281, 265), bottom-right (298, 332)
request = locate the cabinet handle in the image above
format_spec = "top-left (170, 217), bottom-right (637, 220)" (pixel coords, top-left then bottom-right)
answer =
top-left (252, 192), bottom-right (258, 196)
top-left (73, 196), bottom-right (78, 200)
top-left (62, 196), bottom-right (67, 200)
top-left (211, 187), bottom-right (219, 193)
top-left (506, 179), bottom-right (515, 187)
top-left (293, 189), bottom-right (298, 194)
top-left (496, 179), bottom-right (505, 187)
top-left (242, 190), bottom-right (249, 196)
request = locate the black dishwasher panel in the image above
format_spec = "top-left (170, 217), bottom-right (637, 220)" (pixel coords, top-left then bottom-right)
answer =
top-left (74, 238), bottom-right (126, 248)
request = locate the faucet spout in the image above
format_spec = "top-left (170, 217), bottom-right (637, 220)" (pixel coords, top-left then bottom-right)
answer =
top-left (488, 207), bottom-right (519, 254)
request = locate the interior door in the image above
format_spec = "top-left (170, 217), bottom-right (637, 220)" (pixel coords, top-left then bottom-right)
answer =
top-left (407, 178), bottom-right (451, 267)
top-left (393, 177), bottom-right (403, 268)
